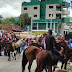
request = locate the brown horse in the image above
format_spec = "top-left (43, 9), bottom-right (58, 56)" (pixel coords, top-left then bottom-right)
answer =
top-left (35, 40), bottom-right (70, 72)
top-left (22, 40), bottom-right (64, 72)
top-left (22, 46), bottom-right (41, 72)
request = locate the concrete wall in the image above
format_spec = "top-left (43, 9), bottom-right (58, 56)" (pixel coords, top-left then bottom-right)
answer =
top-left (46, 4), bottom-right (63, 19)
top-left (22, 5), bottom-right (40, 20)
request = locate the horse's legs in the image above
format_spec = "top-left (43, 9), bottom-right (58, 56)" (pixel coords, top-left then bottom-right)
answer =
top-left (28, 60), bottom-right (33, 72)
top-left (45, 68), bottom-right (47, 72)
top-left (53, 67), bottom-right (56, 71)
top-left (14, 52), bottom-right (16, 60)
top-left (22, 51), bottom-right (28, 72)
top-left (61, 62), bottom-right (64, 69)
top-left (64, 62), bottom-right (67, 70)
top-left (35, 65), bottom-right (43, 72)
top-left (8, 50), bottom-right (11, 61)
top-left (48, 66), bottom-right (52, 72)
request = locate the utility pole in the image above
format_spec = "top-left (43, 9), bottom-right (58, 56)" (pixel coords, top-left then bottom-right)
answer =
top-left (31, 18), bottom-right (33, 38)
top-left (50, 14), bottom-right (52, 29)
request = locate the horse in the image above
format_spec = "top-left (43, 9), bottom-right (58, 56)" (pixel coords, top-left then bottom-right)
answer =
top-left (22, 40), bottom-right (63, 72)
top-left (22, 46), bottom-right (41, 72)
top-left (35, 40), bottom-right (70, 72)
top-left (1, 39), bottom-right (25, 61)
top-left (58, 41), bottom-right (70, 70)
top-left (52, 40), bottom-right (71, 71)
top-left (69, 48), bottom-right (72, 62)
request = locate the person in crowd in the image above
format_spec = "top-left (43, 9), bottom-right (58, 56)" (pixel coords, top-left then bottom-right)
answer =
top-left (20, 38), bottom-right (26, 53)
top-left (57, 36), bottom-right (61, 40)
top-left (37, 36), bottom-right (42, 44)
top-left (0, 31), bottom-right (2, 37)
top-left (29, 38), bottom-right (32, 46)
top-left (26, 38), bottom-right (29, 46)
top-left (41, 33), bottom-right (47, 49)
top-left (45, 29), bottom-right (61, 68)
top-left (68, 39), bottom-right (72, 48)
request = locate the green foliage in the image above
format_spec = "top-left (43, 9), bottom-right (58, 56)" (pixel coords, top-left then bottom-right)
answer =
top-left (9, 17), bottom-right (15, 24)
top-left (14, 21), bottom-right (20, 26)
top-left (1, 18), bottom-right (12, 25)
top-left (1, 17), bottom-right (16, 25)
top-left (0, 17), bottom-right (17, 31)
top-left (0, 24), bottom-right (3, 29)
top-left (19, 13), bottom-right (31, 29)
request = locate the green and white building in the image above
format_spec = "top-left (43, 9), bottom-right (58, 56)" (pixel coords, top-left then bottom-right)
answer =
top-left (21, 0), bottom-right (70, 35)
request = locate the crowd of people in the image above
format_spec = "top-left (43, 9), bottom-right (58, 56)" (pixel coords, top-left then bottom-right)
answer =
top-left (0, 30), bottom-right (72, 57)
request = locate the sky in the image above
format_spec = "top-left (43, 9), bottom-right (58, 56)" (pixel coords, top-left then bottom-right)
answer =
top-left (0, 0), bottom-right (72, 18)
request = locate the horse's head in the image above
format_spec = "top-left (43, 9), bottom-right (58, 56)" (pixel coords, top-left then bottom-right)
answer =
top-left (59, 39), bottom-right (70, 59)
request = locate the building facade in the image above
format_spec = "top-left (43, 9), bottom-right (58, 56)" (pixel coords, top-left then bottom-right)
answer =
top-left (22, 0), bottom-right (70, 35)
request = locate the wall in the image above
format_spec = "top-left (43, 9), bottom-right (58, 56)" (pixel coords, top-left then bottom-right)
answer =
top-left (22, 5), bottom-right (40, 20)
top-left (46, 4), bottom-right (62, 19)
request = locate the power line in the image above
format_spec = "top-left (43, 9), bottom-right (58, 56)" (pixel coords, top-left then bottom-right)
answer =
top-left (2, 0), bottom-right (21, 12)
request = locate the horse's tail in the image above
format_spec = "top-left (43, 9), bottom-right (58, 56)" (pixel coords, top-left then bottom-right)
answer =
top-left (22, 49), bottom-right (28, 72)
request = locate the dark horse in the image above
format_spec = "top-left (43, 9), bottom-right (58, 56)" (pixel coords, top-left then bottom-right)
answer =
top-left (1, 41), bottom-right (20, 61)
top-left (35, 40), bottom-right (70, 72)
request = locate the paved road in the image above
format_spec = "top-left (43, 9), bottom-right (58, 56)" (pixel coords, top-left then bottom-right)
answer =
top-left (0, 54), bottom-right (72, 72)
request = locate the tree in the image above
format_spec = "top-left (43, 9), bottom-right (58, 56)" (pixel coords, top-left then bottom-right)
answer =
top-left (9, 17), bottom-right (15, 24)
top-left (19, 13), bottom-right (31, 29)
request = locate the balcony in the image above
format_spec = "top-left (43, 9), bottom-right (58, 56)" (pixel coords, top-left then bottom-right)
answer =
top-left (62, 17), bottom-right (70, 23)
top-left (62, 10), bottom-right (70, 15)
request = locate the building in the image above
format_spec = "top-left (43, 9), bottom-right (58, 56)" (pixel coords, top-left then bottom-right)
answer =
top-left (21, 0), bottom-right (70, 35)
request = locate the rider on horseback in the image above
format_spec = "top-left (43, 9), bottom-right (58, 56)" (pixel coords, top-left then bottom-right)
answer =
top-left (45, 29), bottom-right (60, 67)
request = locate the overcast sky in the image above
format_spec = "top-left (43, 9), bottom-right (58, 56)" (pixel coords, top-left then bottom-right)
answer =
top-left (0, 0), bottom-right (72, 18)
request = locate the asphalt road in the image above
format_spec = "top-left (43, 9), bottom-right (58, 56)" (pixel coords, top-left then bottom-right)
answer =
top-left (0, 54), bottom-right (72, 72)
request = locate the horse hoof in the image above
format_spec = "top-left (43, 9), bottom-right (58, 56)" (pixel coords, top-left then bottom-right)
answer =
top-left (8, 59), bottom-right (11, 61)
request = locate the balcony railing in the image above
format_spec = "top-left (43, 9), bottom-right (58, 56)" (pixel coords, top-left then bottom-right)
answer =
top-left (62, 10), bottom-right (70, 15)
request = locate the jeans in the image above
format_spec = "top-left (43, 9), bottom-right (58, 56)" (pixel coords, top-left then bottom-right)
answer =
top-left (51, 49), bottom-right (60, 57)
top-left (20, 45), bottom-right (25, 53)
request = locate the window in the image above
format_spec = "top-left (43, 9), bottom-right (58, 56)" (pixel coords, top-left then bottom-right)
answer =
top-left (41, 6), bottom-right (43, 8)
top-left (56, 14), bottom-right (61, 19)
top-left (64, 31), bottom-right (65, 34)
top-left (24, 7), bottom-right (27, 10)
top-left (48, 23), bottom-right (50, 28)
top-left (49, 14), bottom-right (51, 17)
top-left (34, 7), bottom-right (37, 9)
top-left (49, 14), bottom-right (53, 17)
top-left (41, 0), bottom-right (45, 1)
top-left (49, 6), bottom-right (53, 9)
top-left (56, 6), bottom-right (61, 11)
top-left (34, 15), bottom-right (37, 17)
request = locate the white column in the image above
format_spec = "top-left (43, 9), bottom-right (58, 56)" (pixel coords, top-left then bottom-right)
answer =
top-left (46, 22), bottom-right (48, 30)
top-left (31, 18), bottom-right (33, 38)
top-left (53, 22), bottom-right (55, 33)
top-left (57, 23), bottom-right (58, 33)
top-left (50, 14), bottom-right (52, 29)
top-left (37, 22), bottom-right (38, 30)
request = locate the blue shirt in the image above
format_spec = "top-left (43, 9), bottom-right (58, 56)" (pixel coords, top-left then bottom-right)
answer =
top-left (68, 41), bottom-right (72, 48)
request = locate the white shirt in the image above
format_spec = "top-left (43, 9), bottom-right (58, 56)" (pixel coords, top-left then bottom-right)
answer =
top-left (0, 32), bottom-right (2, 37)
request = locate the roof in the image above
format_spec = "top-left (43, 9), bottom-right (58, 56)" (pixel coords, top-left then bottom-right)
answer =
top-left (22, 0), bottom-right (70, 7)
top-left (11, 25), bottom-right (22, 31)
